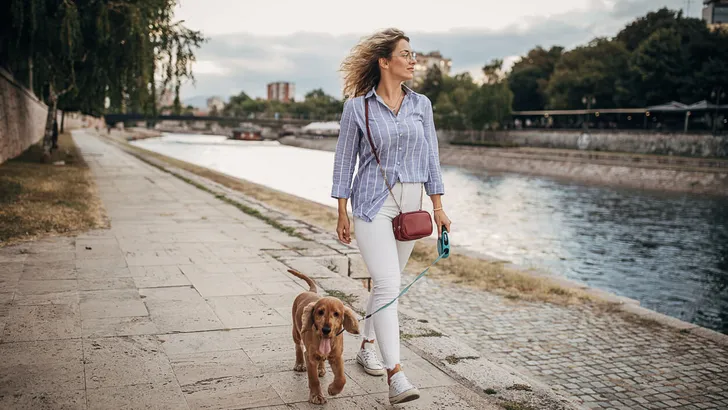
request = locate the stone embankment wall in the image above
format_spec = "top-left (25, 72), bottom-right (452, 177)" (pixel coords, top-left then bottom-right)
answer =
top-left (437, 146), bottom-right (728, 196)
top-left (0, 67), bottom-right (48, 164)
top-left (440, 129), bottom-right (728, 158)
top-left (278, 135), bottom-right (728, 196)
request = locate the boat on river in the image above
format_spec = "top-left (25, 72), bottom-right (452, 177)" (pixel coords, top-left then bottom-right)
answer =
top-left (229, 123), bottom-right (263, 141)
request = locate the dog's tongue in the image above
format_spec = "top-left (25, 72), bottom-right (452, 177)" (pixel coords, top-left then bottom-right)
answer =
top-left (319, 338), bottom-right (332, 356)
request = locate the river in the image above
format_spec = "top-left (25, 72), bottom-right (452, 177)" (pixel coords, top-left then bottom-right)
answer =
top-left (131, 133), bottom-right (728, 334)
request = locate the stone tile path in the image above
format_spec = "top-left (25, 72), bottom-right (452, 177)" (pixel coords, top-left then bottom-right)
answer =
top-left (0, 131), bottom-right (495, 409)
top-left (399, 271), bottom-right (728, 409)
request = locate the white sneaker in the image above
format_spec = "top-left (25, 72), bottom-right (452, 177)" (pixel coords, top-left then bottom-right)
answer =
top-left (356, 342), bottom-right (386, 376)
top-left (389, 371), bottom-right (420, 405)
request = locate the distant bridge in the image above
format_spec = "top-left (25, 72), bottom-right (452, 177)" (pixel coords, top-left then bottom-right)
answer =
top-left (103, 113), bottom-right (317, 128)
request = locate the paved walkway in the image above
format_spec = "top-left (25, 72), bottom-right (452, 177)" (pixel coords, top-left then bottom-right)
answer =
top-left (400, 271), bottom-right (728, 409)
top-left (0, 131), bottom-right (494, 409)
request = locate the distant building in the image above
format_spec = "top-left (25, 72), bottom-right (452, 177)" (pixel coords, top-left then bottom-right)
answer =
top-left (408, 51), bottom-right (452, 89)
top-left (206, 96), bottom-right (225, 114)
top-left (267, 82), bottom-right (295, 103)
top-left (703, 0), bottom-right (728, 29)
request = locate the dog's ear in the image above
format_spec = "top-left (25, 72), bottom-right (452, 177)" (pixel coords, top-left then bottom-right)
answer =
top-left (301, 301), bottom-right (316, 332)
top-left (342, 307), bottom-right (360, 335)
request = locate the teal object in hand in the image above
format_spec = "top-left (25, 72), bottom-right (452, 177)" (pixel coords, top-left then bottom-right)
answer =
top-left (438, 226), bottom-right (450, 259)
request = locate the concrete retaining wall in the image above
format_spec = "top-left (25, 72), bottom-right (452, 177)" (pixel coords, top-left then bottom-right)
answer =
top-left (441, 130), bottom-right (728, 158)
top-left (0, 67), bottom-right (48, 164)
top-left (277, 136), bottom-right (728, 196)
top-left (437, 146), bottom-right (728, 196)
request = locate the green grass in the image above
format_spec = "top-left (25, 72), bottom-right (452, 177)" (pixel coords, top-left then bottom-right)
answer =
top-left (324, 289), bottom-right (359, 306)
top-left (444, 355), bottom-right (479, 364)
top-left (400, 329), bottom-right (444, 340)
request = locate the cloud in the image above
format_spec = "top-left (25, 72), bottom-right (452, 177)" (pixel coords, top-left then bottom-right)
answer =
top-left (180, 0), bottom-right (691, 102)
top-left (610, 0), bottom-right (685, 18)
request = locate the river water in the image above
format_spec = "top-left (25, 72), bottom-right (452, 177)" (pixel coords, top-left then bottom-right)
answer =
top-left (132, 133), bottom-right (728, 334)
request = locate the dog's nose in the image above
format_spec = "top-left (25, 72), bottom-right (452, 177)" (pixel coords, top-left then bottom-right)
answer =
top-left (322, 325), bottom-right (331, 335)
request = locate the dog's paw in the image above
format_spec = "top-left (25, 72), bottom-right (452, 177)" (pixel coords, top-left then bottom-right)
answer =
top-left (293, 363), bottom-right (306, 372)
top-left (309, 392), bottom-right (327, 405)
top-left (317, 367), bottom-right (326, 377)
top-left (328, 382), bottom-right (344, 396)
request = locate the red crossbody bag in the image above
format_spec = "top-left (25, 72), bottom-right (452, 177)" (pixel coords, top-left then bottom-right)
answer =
top-left (364, 100), bottom-right (433, 241)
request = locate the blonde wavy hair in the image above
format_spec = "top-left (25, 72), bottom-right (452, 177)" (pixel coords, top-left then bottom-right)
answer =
top-left (339, 28), bottom-right (410, 99)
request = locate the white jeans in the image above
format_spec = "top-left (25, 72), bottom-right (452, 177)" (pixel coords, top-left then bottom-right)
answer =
top-left (354, 182), bottom-right (424, 369)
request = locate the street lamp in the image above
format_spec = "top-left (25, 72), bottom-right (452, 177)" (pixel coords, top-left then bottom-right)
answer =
top-left (582, 95), bottom-right (596, 130)
top-left (710, 86), bottom-right (725, 135)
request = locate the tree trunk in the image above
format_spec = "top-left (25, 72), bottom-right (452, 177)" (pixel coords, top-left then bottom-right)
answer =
top-left (61, 111), bottom-right (66, 133)
top-left (41, 84), bottom-right (58, 163)
top-left (28, 56), bottom-right (33, 92)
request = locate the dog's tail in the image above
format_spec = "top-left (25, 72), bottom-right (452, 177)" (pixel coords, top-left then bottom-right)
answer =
top-left (287, 269), bottom-right (317, 293)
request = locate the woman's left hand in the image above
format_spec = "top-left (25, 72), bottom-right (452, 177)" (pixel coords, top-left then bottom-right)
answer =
top-left (434, 209), bottom-right (451, 238)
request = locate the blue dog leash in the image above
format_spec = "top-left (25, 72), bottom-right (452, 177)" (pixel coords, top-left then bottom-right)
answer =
top-left (337, 227), bottom-right (450, 336)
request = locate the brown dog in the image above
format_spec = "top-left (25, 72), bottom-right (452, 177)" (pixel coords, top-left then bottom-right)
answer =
top-left (288, 268), bottom-right (360, 405)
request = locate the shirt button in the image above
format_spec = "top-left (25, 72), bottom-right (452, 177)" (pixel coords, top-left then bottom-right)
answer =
top-left (399, 133), bottom-right (402, 136)
top-left (399, 147), bottom-right (402, 150)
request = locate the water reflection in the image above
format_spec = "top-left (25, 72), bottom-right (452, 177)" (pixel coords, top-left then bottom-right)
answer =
top-left (449, 168), bottom-right (728, 334)
top-left (133, 133), bottom-right (728, 334)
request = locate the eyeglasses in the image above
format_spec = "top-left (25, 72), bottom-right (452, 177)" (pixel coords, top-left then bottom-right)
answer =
top-left (398, 51), bottom-right (417, 62)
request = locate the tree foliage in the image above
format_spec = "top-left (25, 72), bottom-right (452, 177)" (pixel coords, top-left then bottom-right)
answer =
top-left (507, 46), bottom-right (563, 111)
top-left (0, 0), bottom-right (205, 154)
top-left (222, 88), bottom-right (344, 121)
top-left (504, 7), bottom-right (728, 112)
top-left (546, 38), bottom-right (630, 109)
top-left (422, 62), bottom-right (512, 130)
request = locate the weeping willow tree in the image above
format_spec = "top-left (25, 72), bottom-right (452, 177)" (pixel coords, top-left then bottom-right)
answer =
top-left (0, 0), bottom-right (205, 158)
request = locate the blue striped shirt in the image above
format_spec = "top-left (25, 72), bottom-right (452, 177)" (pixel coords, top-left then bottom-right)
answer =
top-left (331, 85), bottom-right (445, 223)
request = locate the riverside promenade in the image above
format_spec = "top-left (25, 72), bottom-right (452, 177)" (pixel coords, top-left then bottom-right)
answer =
top-left (0, 130), bottom-right (532, 409)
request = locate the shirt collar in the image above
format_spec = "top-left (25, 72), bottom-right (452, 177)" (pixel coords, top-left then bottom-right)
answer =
top-left (365, 83), bottom-right (413, 100)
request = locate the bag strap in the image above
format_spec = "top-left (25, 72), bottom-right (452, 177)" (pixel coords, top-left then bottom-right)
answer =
top-left (364, 99), bottom-right (423, 213)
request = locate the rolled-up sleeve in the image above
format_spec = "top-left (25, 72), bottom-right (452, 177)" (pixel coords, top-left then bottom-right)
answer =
top-left (331, 98), bottom-right (360, 198)
top-left (422, 97), bottom-right (445, 196)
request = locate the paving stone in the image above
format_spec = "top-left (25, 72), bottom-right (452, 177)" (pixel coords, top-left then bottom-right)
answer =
top-left (129, 265), bottom-right (190, 288)
top-left (2, 303), bottom-right (81, 342)
top-left (158, 330), bottom-right (241, 355)
top-left (0, 389), bottom-right (86, 409)
top-left (264, 369), bottom-right (367, 403)
top-left (76, 256), bottom-right (127, 270)
top-left (78, 277), bottom-right (136, 291)
top-left (83, 335), bottom-right (176, 389)
top-left (139, 287), bottom-right (224, 333)
top-left (13, 279), bottom-right (79, 305)
top-left (86, 382), bottom-right (188, 409)
top-left (0, 339), bottom-right (84, 393)
top-left (169, 349), bottom-right (260, 386)
top-left (182, 269), bottom-right (257, 297)
top-left (206, 295), bottom-right (288, 329)
top-left (181, 374), bottom-right (283, 410)
top-left (232, 325), bottom-right (297, 372)
top-left (79, 289), bottom-right (148, 319)
top-left (21, 260), bottom-right (78, 280)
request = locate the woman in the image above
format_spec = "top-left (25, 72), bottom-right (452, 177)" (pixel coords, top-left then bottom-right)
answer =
top-left (331, 28), bottom-right (451, 405)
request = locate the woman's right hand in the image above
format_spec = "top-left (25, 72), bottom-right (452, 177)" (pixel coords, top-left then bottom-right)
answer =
top-left (337, 212), bottom-right (351, 244)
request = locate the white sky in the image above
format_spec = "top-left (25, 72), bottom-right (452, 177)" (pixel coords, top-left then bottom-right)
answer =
top-left (175, 0), bottom-right (609, 36)
top-left (172, 0), bottom-right (692, 102)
